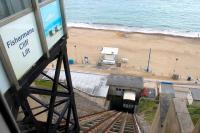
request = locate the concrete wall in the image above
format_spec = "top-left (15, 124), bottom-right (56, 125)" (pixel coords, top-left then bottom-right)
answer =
top-left (149, 99), bottom-right (180, 133)
top-left (74, 89), bottom-right (107, 108)
top-left (150, 97), bottom-right (195, 133)
top-left (193, 119), bottom-right (200, 133)
top-left (161, 99), bottom-right (194, 133)
top-left (174, 99), bottom-right (194, 133)
top-left (160, 94), bottom-right (173, 126)
top-left (161, 101), bottom-right (181, 133)
top-left (150, 104), bottom-right (161, 133)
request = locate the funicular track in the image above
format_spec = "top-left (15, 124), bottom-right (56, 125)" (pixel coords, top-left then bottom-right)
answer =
top-left (79, 110), bottom-right (139, 133)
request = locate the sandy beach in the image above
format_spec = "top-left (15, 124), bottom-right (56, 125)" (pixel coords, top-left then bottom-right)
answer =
top-left (66, 27), bottom-right (200, 79)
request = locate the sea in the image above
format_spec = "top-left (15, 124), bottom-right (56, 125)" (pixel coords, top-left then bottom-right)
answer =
top-left (65, 0), bottom-right (200, 38)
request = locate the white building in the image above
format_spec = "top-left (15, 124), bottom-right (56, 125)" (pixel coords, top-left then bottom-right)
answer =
top-left (100, 47), bottom-right (118, 65)
top-left (107, 74), bottom-right (143, 111)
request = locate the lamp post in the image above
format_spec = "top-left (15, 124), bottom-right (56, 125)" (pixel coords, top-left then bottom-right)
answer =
top-left (147, 48), bottom-right (151, 72)
top-left (74, 44), bottom-right (77, 63)
top-left (173, 58), bottom-right (179, 74)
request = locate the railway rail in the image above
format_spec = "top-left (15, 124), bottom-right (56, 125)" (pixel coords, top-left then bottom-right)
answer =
top-left (79, 110), bottom-right (139, 133)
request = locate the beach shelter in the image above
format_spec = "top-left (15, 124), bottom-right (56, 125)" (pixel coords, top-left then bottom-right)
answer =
top-left (101, 47), bottom-right (119, 64)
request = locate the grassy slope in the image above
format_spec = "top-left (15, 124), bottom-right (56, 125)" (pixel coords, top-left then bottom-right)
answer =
top-left (34, 80), bottom-right (67, 100)
top-left (138, 98), bottom-right (158, 124)
top-left (187, 104), bottom-right (200, 126)
top-left (34, 80), bottom-right (65, 91)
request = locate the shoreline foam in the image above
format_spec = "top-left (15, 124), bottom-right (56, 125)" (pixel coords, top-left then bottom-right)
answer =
top-left (67, 22), bottom-right (200, 38)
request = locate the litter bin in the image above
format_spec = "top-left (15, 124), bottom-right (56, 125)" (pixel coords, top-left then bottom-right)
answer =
top-left (116, 62), bottom-right (121, 67)
top-left (68, 59), bottom-right (74, 64)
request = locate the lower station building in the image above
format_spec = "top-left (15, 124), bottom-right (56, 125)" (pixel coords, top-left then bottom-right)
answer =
top-left (107, 74), bottom-right (144, 112)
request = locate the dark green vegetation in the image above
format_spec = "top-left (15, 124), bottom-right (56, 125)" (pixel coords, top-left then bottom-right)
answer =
top-left (138, 98), bottom-right (158, 124)
top-left (187, 104), bottom-right (200, 126)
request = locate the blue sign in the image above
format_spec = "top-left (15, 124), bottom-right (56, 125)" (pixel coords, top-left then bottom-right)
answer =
top-left (40, 0), bottom-right (64, 49)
